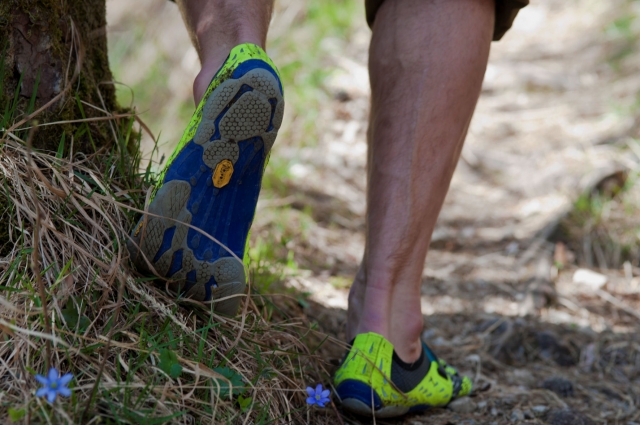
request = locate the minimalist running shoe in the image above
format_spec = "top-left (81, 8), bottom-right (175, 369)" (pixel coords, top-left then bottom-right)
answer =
top-left (334, 332), bottom-right (472, 418)
top-left (128, 43), bottom-right (284, 315)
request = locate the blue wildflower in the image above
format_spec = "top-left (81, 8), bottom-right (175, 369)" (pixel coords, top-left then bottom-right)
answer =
top-left (35, 368), bottom-right (73, 403)
top-left (306, 384), bottom-right (330, 407)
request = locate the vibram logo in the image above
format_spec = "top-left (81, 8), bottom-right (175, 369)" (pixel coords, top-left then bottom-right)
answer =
top-left (213, 159), bottom-right (234, 188)
top-left (133, 221), bottom-right (143, 237)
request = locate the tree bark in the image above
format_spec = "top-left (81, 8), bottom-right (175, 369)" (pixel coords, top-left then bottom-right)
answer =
top-left (1, 0), bottom-right (121, 154)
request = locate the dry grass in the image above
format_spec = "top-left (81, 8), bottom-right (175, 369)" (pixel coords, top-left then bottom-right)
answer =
top-left (553, 164), bottom-right (640, 271)
top-left (0, 111), bottom-right (340, 424)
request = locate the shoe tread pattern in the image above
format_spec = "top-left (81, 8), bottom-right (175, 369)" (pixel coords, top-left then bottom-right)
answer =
top-left (129, 65), bottom-right (283, 316)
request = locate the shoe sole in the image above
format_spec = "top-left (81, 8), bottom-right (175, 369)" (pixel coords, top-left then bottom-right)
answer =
top-left (128, 66), bottom-right (284, 315)
top-left (341, 398), bottom-right (410, 418)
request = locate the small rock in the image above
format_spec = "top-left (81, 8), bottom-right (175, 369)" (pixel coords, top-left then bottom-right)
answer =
top-left (573, 269), bottom-right (607, 291)
top-left (547, 409), bottom-right (595, 425)
top-left (510, 409), bottom-right (525, 422)
top-left (542, 377), bottom-right (574, 397)
top-left (422, 329), bottom-right (437, 340)
top-left (531, 405), bottom-right (548, 416)
top-left (507, 370), bottom-right (536, 388)
top-left (524, 409), bottom-right (534, 419)
top-left (431, 336), bottom-right (448, 346)
top-left (506, 241), bottom-right (519, 255)
top-left (491, 407), bottom-right (499, 416)
top-left (477, 401), bottom-right (488, 409)
top-left (448, 397), bottom-right (477, 413)
top-left (458, 420), bottom-right (476, 425)
top-left (499, 396), bottom-right (517, 407)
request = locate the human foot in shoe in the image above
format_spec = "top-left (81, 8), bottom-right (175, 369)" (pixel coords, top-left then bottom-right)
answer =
top-left (334, 332), bottom-right (472, 418)
top-left (128, 43), bottom-right (284, 316)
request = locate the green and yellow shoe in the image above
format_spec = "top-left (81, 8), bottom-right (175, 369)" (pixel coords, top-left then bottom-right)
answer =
top-left (128, 43), bottom-right (284, 315)
top-left (334, 332), bottom-right (472, 418)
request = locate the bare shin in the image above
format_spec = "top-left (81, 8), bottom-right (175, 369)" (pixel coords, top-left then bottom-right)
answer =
top-left (348, 0), bottom-right (495, 362)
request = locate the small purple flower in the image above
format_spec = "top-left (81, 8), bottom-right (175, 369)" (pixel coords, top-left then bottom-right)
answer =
top-left (35, 368), bottom-right (73, 403)
top-left (306, 384), bottom-right (330, 407)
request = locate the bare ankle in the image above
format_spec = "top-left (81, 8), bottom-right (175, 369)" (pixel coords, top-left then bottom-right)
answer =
top-left (193, 58), bottom-right (225, 104)
top-left (391, 328), bottom-right (423, 363)
top-left (177, 0), bottom-right (273, 104)
top-left (346, 269), bottom-right (367, 340)
top-left (192, 37), bottom-right (263, 104)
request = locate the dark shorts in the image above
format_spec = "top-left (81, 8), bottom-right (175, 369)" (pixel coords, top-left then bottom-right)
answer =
top-left (365, 0), bottom-right (529, 41)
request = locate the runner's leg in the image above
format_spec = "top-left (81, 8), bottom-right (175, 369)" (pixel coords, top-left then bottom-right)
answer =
top-left (348, 0), bottom-right (495, 362)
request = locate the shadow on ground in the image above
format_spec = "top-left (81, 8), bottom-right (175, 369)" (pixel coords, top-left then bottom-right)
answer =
top-left (298, 296), bottom-right (639, 425)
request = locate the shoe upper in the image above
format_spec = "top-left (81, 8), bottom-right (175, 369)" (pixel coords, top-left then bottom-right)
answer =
top-left (334, 332), bottom-right (472, 411)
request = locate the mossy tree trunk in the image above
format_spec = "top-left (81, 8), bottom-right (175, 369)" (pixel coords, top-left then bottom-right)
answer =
top-left (0, 0), bottom-right (138, 255)
top-left (1, 0), bottom-right (122, 154)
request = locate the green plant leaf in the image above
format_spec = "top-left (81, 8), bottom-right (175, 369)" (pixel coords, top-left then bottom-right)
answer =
top-left (212, 366), bottom-right (244, 397)
top-left (159, 349), bottom-right (182, 379)
top-left (238, 395), bottom-right (252, 412)
top-left (8, 408), bottom-right (25, 422)
top-left (56, 132), bottom-right (65, 159)
top-left (61, 308), bottom-right (90, 332)
top-left (169, 363), bottom-right (182, 378)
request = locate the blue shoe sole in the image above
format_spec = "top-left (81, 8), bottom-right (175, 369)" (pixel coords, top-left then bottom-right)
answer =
top-left (128, 61), bottom-right (284, 315)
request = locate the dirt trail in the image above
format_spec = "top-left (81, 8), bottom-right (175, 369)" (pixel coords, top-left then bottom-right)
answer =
top-left (287, 0), bottom-right (633, 310)
top-left (294, 1), bottom-right (640, 423)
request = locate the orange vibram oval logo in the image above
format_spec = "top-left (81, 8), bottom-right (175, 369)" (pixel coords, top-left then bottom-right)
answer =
top-left (213, 159), bottom-right (234, 188)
